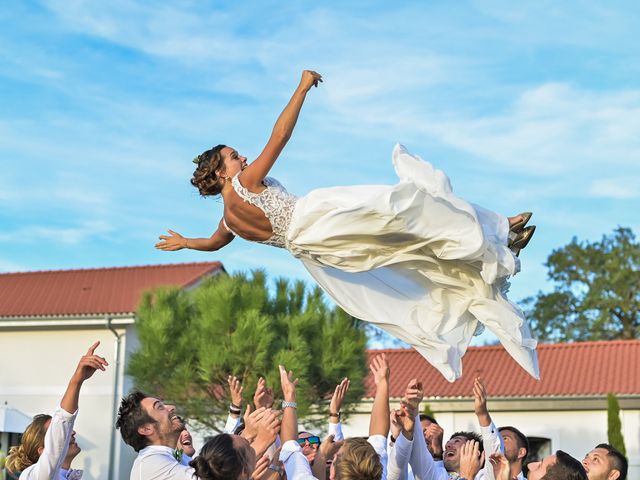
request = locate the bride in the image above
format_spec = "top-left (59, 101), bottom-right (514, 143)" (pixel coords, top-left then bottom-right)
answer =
top-left (155, 70), bottom-right (538, 382)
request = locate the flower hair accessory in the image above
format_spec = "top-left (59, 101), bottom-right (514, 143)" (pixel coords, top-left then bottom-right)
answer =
top-left (173, 448), bottom-right (184, 461)
top-left (192, 155), bottom-right (201, 165)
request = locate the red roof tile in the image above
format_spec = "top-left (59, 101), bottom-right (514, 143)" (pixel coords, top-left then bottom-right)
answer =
top-left (0, 262), bottom-right (224, 317)
top-left (365, 340), bottom-right (640, 398)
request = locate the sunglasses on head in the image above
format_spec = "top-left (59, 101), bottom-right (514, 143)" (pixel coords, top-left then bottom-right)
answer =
top-left (297, 435), bottom-right (321, 446)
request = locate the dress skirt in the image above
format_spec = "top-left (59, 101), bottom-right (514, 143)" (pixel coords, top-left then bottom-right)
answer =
top-left (286, 144), bottom-right (538, 382)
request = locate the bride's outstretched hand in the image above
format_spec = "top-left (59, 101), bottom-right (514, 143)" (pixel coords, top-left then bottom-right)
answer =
top-left (155, 229), bottom-right (187, 251)
top-left (299, 70), bottom-right (322, 92)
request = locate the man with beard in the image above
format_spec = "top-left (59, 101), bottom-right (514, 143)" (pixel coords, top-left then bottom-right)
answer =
top-left (582, 444), bottom-right (627, 480)
top-left (497, 426), bottom-right (528, 480)
top-left (116, 391), bottom-right (193, 479)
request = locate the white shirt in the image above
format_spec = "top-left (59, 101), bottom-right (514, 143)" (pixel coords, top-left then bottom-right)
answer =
top-left (475, 422), bottom-right (506, 480)
top-left (368, 435), bottom-right (389, 480)
top-left (20, 406), bottom-right (77, 480)
top-left (130, 446), bottom-right (195, 480)
top-left (328, 421), bottom-right (344, 441)
top-left (222, 414), bottom-right (241, 434)
top-left (280, 440), bottom-right (317, 480)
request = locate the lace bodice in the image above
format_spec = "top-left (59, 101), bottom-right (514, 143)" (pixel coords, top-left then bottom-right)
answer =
top-left (226, 174), bottom-right (298, 248)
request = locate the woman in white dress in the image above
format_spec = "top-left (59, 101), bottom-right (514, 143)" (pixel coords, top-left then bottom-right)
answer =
top-left (155, 70), bottom-right (538, 382)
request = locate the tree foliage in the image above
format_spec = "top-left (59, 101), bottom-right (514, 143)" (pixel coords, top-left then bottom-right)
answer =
top-left (607, 393), bottom-right (627, 456)
top-left (523, 227), bottom-right (639, 342)
top-left (127, 270), bottom-right (368, 431)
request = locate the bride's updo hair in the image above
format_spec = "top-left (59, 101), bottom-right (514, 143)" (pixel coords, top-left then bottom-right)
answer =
top-left (190, 433), bottom-right (253, 480)
top-left (5, 414), bottom-right (52, 473)
top-left (191, 144), bottom-right (228, 197)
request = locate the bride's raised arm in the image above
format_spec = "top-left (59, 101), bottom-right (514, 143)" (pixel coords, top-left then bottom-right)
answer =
top-left (240, 70), bottom-right (322, 189)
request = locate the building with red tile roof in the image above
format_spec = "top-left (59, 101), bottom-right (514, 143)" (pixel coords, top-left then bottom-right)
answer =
top-left (0, 261), bottom-right (224, 319)
top-left (0, 262), bottom-right (225, 480)
top-left (364, 341), bottom-right (640, 399)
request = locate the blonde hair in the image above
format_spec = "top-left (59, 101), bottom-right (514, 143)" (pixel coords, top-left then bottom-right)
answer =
top-left (5, 414), bottom-right (51, 473)
top-left (334, 438), bottom-right (383, 480)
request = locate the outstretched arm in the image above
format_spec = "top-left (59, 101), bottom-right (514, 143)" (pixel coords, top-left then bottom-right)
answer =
top-left (473, 377), bottom-right (504, 479)
top-left (369, 354), bottom-right (390, 437)
top-left (155, 218), bottom-right (235, 252)
top-left (241, 70), bottom-right (322, 189)
top-left (61, 341), bottom-right (109, 414)
top-left (35, 342), bottom-right (108, 480)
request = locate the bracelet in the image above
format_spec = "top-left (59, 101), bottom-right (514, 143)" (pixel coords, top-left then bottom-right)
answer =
top-left (282, 400), bottom-right (298, 409)
top-left (329, 412), bottom-right (340, 418)
top-left (229, 404), bottom-right (242, 414)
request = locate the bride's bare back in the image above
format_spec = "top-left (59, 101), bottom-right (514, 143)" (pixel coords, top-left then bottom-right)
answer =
top-left (221, 177), bottom-right (274, 242)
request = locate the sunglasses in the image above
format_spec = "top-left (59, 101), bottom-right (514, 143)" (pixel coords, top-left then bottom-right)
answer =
top-left (297, 435), bottom-right (321, 446)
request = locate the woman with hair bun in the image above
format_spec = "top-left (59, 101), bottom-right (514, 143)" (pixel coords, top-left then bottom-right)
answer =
top-left (156, 70), bottom-right (539, 382)
top-left (189, 434), bottom-right (256, 480)
top-left (5, 342), bottom-right (108, 480)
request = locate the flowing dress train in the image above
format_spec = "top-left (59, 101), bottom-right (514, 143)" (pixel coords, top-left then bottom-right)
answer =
top-left (228, 144), bottom-right (539, 382)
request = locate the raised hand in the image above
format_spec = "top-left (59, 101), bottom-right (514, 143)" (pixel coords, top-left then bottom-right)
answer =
top-left (71, 341), bottom-right (109, 384)
top-left (490, 453), bottom-right (511, 480)
top-left (155, 230), bottom-right (187, 251)
top-left (398, 401), bottom-right (416, 437)
top-left (252, 408), bottom-right (281, 457)
top-left (62, 341), bottom-right (108, 414)
top-left (228, 375), bottom-right (244, 416)
top-left (242, 405), bottom-right (267, 441)
top-left (459, 440), bottom-right (484, 480)
top-left (329, 377), bottom-right (350, 416)
top-left (424, 423), bottom-right (444, 458)
top-left (299, 70), bottom-right (323, 92)
top-left (278, 365), bottom-right (298, 402)
top-left (473, 377), bottom-right (491, 426)
top-left (369, 354), bottom-right (390, 385)
top-left (404, 378), bottom-right (424, 410)
top-left (390, 409), bottom-right (402, 440)
top-left (253, 377), bottom-right (274, 410)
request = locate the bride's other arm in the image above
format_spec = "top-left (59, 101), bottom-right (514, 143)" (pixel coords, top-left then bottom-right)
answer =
top-left (155, 218), bottom-right (235, 252)
top-left (241, 70), bottom-right (322, 189)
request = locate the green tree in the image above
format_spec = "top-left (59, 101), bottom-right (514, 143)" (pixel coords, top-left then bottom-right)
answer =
top-left (607, 393), bottom-right (627, 455)
top-left (127, 270), bottom-right (368, 431)
top-left (523, 227), bottom-right (639, 342)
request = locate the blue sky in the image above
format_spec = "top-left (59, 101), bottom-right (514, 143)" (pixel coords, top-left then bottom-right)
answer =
top-left (1, 1), bottom-right (639, 345)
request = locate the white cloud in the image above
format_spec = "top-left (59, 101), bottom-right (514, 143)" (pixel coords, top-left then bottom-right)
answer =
top-left (589, 177), bottom-right (640, 199)
top-left (0, 220), bottom-right (114, 245)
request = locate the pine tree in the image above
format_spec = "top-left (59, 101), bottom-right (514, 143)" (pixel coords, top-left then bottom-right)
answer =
top-left (127, 270), bottom-right (368, 431)
top-left (607, 393), bottom-right (627, 455)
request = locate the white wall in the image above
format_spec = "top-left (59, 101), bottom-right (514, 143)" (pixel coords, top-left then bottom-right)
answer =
top-left (0, 327), bottom-right (130, 480)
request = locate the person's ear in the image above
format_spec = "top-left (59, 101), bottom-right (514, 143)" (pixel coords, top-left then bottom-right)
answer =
top-left (37, 446), bottom-right (45, 456)
top-left (137, 423), bottom-right (156, 437)
top-left (517, 448), bottom-right (527, 460)
top-left (608, 469), bottom-right (621, 480)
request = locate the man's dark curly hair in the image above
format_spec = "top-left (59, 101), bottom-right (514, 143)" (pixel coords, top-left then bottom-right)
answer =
top-left (115, 390), bottom-right (156, 452)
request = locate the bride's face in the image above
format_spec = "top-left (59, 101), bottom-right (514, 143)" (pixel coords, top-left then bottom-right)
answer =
top-left (221, 147), bottom-right (248, 178)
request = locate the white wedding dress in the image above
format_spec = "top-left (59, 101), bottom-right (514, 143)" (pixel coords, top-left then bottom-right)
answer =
top-left (227, 144), bottom-right (539, 382)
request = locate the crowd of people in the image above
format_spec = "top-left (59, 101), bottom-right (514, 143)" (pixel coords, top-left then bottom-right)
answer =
top-left (3, 343), bottom-right (629, 480)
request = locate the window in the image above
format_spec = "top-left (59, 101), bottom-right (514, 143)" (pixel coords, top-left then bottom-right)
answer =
top-left (524, 436), bottom-right (552, 476)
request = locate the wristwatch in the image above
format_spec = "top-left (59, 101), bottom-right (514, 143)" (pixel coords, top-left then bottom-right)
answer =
top-left (282, 400), bottom-right (298, 409)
